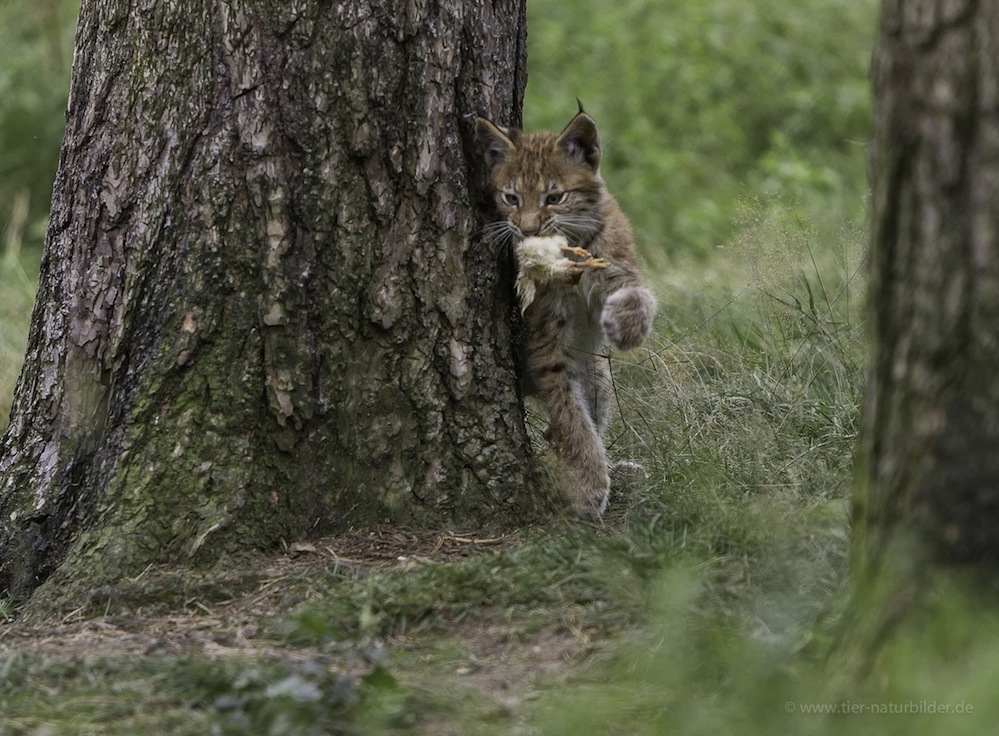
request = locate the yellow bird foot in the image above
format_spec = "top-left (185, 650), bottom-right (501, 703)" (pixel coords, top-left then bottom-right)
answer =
top-left (560, 244), bottom-right (594, 259)
top-left (560, 245), bottom-right (610, 270)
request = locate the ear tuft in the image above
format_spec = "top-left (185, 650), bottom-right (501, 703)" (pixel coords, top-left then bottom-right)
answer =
top-left (475, 117), bottom-right (517, 169)
top-left (556, 112), bottom-right (601, 171)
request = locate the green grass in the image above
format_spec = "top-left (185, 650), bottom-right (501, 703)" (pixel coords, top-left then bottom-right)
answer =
top-left (0, 245), bottom-right (38, 432)
top-left (0, 648), bottom-right (407, 735)
top-left (2, 201), bottom-right (991, 735)
top-left (284, 536), bottom-right (648, 645)
top-left (531, 572), bottom-right (999, 736)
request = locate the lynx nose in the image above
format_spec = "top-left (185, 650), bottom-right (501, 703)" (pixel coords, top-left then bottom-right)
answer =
top-left (519, 212), bottom-right (542, 237)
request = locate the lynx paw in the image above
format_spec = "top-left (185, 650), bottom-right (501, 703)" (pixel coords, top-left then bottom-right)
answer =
top-left (571, 489), bottom-right (609, 521)
top-left (601, 286), bottom-right (657, 350)
top-left (564, 466), bottom-right (610, 520)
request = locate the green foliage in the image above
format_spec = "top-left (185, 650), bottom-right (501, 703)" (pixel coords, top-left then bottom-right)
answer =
top-left (0, 0), bottom-right (74, 430)
top-left (0, 654), bottom-right (214, 734)
top-left (0, 0), bottom-right (77, 251)
top-left (0, 594), bottom-right (14, 623)
top-left (176, 651), bottom-right (408, 735)
top-left (525, 0), bottom-right (876, 261)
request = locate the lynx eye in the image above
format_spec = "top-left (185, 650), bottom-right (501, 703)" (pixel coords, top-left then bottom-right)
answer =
top-left (501, 191), bottom-right (521, 207)
top-left (545, 191), bottom-right (569, 206)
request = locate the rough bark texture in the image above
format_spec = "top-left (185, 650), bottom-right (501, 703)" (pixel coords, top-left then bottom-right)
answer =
top-left (857, 0), bottom-right (999, 577)
top-left (0, 0), bottom-right (539, 607)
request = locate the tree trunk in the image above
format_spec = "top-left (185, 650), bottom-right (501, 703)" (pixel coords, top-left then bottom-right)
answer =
top-left (856, 0), bottom-right (999, 588)
top-left (0, 0), bottom-right (539, 609)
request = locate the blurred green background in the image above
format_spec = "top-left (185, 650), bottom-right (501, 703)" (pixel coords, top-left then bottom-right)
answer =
top-left (526, 0), bottom-right (875, 264)
top-left (0, 0), bottom-right (78, 426)
top-left (1, 0), bottom-right (876, 258)
top-left (0, 0), bottom-right (77, 255)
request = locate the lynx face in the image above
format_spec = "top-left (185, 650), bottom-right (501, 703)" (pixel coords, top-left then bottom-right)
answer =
top-left (476, 113), bottom-right (606, 251)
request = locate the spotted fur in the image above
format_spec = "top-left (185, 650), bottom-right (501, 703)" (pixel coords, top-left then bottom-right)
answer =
top-left (476, 109), bottom-right (657, 518)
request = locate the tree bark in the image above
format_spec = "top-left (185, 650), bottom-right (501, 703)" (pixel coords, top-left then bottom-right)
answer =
top-left (0, 0), bottom-right (539, 608)
top-left (856, 0), bottom-right (999, 584)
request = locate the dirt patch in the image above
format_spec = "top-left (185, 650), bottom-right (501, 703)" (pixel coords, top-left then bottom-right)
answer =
top-left (428, 624), bottom-right (599, 708)
top-left (376, 620), bottom-right (604, 736)
top-left (0, 527), bottom-right (529, 662)
top-left (309, 527), bottom-right (525, 566)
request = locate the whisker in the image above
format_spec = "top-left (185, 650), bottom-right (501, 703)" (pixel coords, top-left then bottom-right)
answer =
top-left (478, 219), bottom-right (519, 250)
top-left (550, 213), bottom-right (602, 243)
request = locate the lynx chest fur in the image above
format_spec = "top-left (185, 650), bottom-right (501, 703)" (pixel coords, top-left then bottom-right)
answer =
top-left (476, 109), bottom-right (658, 519)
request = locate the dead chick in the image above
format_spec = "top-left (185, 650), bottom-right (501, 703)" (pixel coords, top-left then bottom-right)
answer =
top-left (514, 234), bottom-right (609, 313)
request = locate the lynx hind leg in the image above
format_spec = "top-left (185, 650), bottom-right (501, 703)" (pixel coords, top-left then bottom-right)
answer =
top-left (533, 363), bottom-right (611, 519)
top-left (553, 453), bottom-right (609, 520)
top-left (601, 286), bottom-right (657, 351)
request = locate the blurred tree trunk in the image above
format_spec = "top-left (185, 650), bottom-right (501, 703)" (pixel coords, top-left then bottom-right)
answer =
top-left (0, 0), bottom-right (536, 610)
top-left (853, 0), bottom-right (999, 631)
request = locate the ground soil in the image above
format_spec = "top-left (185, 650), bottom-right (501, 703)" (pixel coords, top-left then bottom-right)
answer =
top-left (0, 527), bottom-right (600, 733)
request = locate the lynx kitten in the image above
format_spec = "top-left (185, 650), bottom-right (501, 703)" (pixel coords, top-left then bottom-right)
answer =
top-left (476, 108), bottom-right (658, 519)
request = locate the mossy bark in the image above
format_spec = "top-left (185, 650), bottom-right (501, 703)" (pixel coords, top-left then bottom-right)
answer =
top-left (847, 0), bottom-right (999, 661)
top-left (0, 0), bottom-right (540, 610)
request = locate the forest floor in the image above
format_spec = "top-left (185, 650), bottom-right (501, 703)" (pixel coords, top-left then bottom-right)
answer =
top-left (0, 526), bottom-right (628, 734)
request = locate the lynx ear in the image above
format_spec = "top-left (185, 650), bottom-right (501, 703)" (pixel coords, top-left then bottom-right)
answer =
top-left (556, 112), bottom-right (601, 171)
top-left (475, 117), bottom-right (517, 169)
